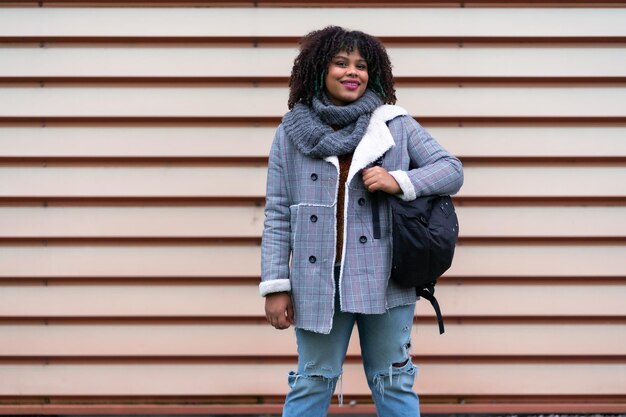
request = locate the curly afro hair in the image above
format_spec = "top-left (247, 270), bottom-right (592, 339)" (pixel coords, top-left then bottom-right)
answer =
top-left (287, 26), bottom-right (396, 109)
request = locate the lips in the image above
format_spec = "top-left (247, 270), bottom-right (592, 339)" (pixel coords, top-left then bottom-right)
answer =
top-left (341, 80), bottom-right (360, 91)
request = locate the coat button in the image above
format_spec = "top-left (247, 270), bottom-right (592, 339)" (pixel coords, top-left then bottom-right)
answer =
top-left (310, 215), bottom-right (318, 223)
top-left (358, 198), bottom-right (366, 206)
top-left (420, 215), bottom-right (427, 224)
top-left (308, 256), bottom-right (317, 264)
top-left (310, 173), bottom-right (318, 181)
top-left (359, 236), bottom-right (368, 244)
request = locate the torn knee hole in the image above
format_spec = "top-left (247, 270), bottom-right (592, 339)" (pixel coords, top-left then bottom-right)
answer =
top-left (294, 372), bottom-right (338, 381)
top-left (392, 358), bottom-right (409, 368)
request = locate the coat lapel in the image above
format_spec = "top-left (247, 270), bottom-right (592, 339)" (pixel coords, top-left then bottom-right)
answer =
top-left (324, 155), bottom-right (339, 169)
top-left (346, 105), bottom-right (408, 186)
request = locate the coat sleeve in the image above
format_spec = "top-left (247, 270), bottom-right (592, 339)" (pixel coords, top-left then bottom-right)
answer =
top-left (259, 127), bottom-right (292, 297)
top-left (388, 116), bottom-right (464, 201)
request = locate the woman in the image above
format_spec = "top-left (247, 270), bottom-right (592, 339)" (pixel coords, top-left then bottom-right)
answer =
top-left (260, 26), bottom-right (463, 417)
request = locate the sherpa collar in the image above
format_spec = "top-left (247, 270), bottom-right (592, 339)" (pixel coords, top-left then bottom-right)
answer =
top-left (324, 104), bottom-right (409, 185)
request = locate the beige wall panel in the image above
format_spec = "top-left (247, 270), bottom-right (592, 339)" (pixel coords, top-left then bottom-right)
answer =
top-left (0, 206), bottom-right (266, 238)
top-left (448, 244), bottom-right (625, 277)
top-left (0, 166), bottom-right (267, 198)
top-left (0, 45), bottom-right (300, 79)
top-left (2, 125), bottom-right (625, 158)
top-left (0, 245), bottom-right (262, 278)
top-left (459, 166), bottom-right (626, 197)
top-left (388, 45), bottom-right (626, 78)
top-left (395, 86), bottom-right (626, 119)
top-left (2, 8), bottom-right (625, 38)
top-left (0, 283), bottom-right (623, 317)
top-left (2, 45), bottom-right (626, 78)
top-left (0, 126), bottom-right (275, 158)
top-left (2, 86), bottom-right (626, 118)
top-left (0, 244), bottom-right (623, 278)
top-left (1, 323), bottom-right (624, 357)
top-left (0, 362), bottom-right (623, 396)
top-left (457, 206), bottom-right (626, 238)
top-left (0, 206), bottom-right (625, 238)
top-left (1, 166), bottom-right (625, 198)
top-left (429, 125), bottom-right (626, 158)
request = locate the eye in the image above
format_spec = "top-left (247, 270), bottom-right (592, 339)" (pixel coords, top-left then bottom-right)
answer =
top-left (334, 60), bottom-right (347, 67)
top-left (357, 64), bottom-right (368, 70)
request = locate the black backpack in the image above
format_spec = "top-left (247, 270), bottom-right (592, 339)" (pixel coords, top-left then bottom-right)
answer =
top-left (372, 160), bottom-right (459, 334)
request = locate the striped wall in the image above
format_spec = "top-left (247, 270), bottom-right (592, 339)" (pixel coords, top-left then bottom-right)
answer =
top-left (0, 1), bottom-right (625, 415)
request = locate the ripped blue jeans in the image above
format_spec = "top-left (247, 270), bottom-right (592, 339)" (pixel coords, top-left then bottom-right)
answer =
top-left (282, 266), bottom-right (420, 417)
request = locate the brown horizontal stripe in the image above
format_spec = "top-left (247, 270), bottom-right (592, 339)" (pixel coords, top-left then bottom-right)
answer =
top-left (0, 315), bottom-right (623, 321)
top-left (0, 196), bottom-right (267, 204)
top-left (1, 315), bottom-right (625, 324)
top-left (0, 356), bottom-right (624, 364)
top-left (0, 355), bottom-right (625, 363)
top-left (2, 119), bottom-right (625, 128)
top-left (456, 196), bottom-right (626, 204)
top-left (0, 119), bottom-right (281, 128)
top-left (3, 79), bottom-right (626, 86)
top-left (0, 200), bottom-right (261, 208)
top-left (0, 196), bottom-right (624, 205)
top-left (1, 402), bottom-right (624, 415)
top-left (0, 394), bottom-right (624, 402)
top-left (0, 236), bottom-right (624, 244)
top-left (1, 39), bottom-right (625, 48)
top-left (0, 237), bottom-right (263, 244)
top-left (3, 76), bottom-right (626, 83)
top-left (0, 156), bottom-right (270, 165)
top-left (3, 116), bottom-right (626, 123)
top-left (0, 156), bottom-right (625, 164)
top-left (2, 36), bottom-right (626, 44)
top-left (3, 394), bottom-right (625, 402)
top-left (0, 276), bottom-right (624, 285)
top-left (1, 157), bottom-right (625, 166)
top-left (6, 0), bottom-right (626, 4)
top-left (0, 197), bottom-right (623, 207)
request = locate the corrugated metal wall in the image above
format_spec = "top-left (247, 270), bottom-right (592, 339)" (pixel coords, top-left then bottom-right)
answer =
top-left (0, 1), bottom-right (625, 415)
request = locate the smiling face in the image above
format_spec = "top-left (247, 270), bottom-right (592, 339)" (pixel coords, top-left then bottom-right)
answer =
top-left (324, 49), bottom-right (369, 106)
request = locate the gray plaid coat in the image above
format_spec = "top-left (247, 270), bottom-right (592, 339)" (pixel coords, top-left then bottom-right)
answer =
top-left (260, 105), bottom-right (464, 334)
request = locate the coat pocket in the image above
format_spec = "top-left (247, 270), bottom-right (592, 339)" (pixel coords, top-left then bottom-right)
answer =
top-left (290, 204), bottom-right (335, 271)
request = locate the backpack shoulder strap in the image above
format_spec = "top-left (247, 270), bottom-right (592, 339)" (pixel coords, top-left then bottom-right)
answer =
top-left (416, 285), bottom-right (445, 334)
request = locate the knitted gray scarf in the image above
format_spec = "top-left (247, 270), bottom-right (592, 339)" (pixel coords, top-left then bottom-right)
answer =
top-left (282, 89), bottom-right (383, 158)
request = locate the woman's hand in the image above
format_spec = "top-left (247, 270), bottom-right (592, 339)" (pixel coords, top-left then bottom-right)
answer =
top-left (362, 166), bottom-right (401, 194)
top-left (265, 292), bottom-right (294, 330)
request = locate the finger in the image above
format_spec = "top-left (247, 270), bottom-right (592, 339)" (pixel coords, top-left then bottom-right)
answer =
top-left (366, 172), bottom-right (387, 185)
top-left (269, 310), bottom-right (286, 327)
top-left (286, 302), bottom-right (294, 324)
top-left (362, 174), bottom-right (379, 188)
top-left (367, 182), bottom-right (381, 192)
top-left (275, 316), bottom-right (290, 330)
top-left (365, 166), bottom-right (384, 175)
top-left (362, 167), bottom-right (379, 181)
top-left (267, 311), bottom-right (279, 326)
top-left (362, 167), bottom-right (380, 179)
